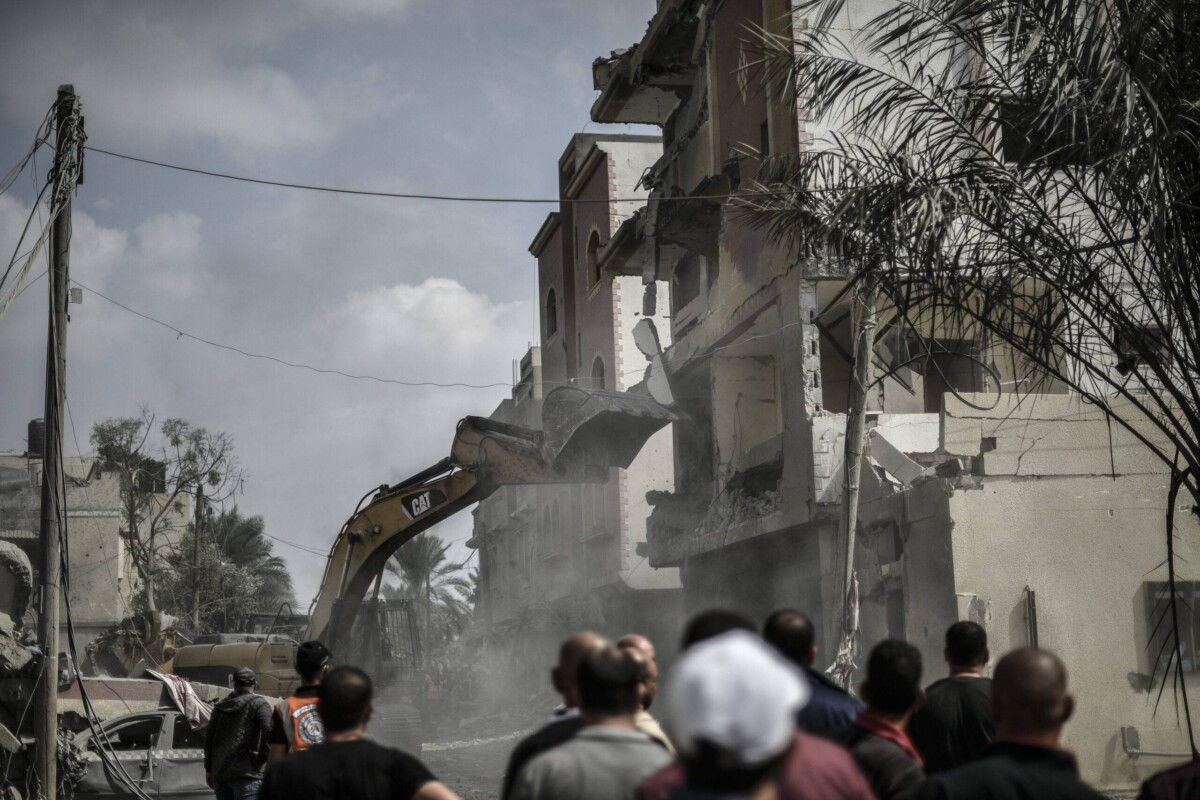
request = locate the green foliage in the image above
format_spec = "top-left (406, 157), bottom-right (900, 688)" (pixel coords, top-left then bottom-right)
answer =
top-left (159, 532), bottom-right (262, 635)
top-left (383, 533), bottom-right (473, 653)
top-left (158, 507), bottom-right (294, 635)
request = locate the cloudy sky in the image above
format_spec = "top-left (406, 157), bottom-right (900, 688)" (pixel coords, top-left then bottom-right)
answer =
top-left (0, 1), bottom-right (657, 606)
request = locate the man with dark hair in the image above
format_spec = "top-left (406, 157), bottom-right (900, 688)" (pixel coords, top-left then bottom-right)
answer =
top-left (833, 640), bottom-right (926, 800)
top-left (680, 609), bottom-right (755, 650)
top-left (909, 621), bottom-right (994, 773)
top-left (915, 648), bottom-right (1104, 799)
top-left (512, 645), bottom-right (671, 800)
top-left (763, 609), bottom-right (863, 736)
top-left (205, 668), bottom-right (272, 800)
top-left (261, 666), bottom-right (458, 800)
top-left (268, 640), bottom-right (331, 765)
top-left (500, 630), bottom-right (605, 799)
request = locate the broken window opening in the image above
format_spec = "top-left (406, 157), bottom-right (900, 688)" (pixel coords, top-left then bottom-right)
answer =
top-left (1145, 581), bottom-right (1199, 673)
top-left (672, 253), bottom-right (703, 313)
top-left (921, 339), bottom-right (985, 413)
top-left (1115, 325), bottom-right (1166, 378)
top-left (587, 231), bottom-right (602, 288)
top-left (545, 288), bottom-right (558, 338)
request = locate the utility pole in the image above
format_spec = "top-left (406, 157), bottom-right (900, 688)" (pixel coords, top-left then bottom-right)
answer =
top-left (192, 484), bottom-right (203, 630)
top-left (34, 85), bottom-right (82, 800)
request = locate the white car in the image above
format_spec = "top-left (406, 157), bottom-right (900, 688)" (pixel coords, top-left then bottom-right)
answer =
top-left (74, 709), bottom-right (213, 800)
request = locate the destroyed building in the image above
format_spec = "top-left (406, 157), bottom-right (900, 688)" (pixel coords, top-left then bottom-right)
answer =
top-left (0, 420), bottom-right (191, 647)
top-left (469, 134), bottom-right (682, 695)
top-left (579, 0), bottom-right (1200, 791)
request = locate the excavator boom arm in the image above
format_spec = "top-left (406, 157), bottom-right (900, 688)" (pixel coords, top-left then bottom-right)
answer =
top-left (306, 388), bottom-right (679, 657)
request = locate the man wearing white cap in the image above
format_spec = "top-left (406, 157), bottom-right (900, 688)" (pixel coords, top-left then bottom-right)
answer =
top-left (639, 629), bottom-right (875, 800)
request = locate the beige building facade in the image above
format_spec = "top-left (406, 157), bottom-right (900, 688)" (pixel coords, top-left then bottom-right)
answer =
top-left (469, 134), bottom-right (682, 697)
top-left (585, 0), bottom-right (1198, 791)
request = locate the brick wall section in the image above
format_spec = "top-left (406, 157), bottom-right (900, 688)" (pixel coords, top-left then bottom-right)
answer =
top-left (607, 157), bottom-right (619, 237)
top-left (612, 277), bottom-right (624, 391)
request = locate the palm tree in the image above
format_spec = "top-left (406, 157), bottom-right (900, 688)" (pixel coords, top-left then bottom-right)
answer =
top-left (747, 0), bottom-right (1199, 748)
top-left (207, 507), bottom-right (296, 615)
top-left (383, 533), bottom-right (473, 651)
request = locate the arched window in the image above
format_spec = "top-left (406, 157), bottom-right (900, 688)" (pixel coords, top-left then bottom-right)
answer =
top-left (545, 288), bottom-right (558, 338)
top-left (586, 231), bottom-right (602, 286)
top-left (592, 356), bottom-right (606, 390)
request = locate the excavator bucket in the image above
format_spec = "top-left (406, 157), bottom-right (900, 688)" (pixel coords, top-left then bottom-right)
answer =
top-left (542, 386), bottom-right (679, 480)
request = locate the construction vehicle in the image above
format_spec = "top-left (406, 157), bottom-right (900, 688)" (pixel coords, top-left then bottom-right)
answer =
top-left (168, 386), bottom-right (676, 751)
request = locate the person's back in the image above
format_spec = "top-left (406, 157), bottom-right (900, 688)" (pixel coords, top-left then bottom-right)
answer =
top-left (516, 726), bottom-right (670, 799)
top-left (205, 668), bottom-right (271, 800)
top-left (914, 648), bottom-right (1104, 800)
top-left (639, 729), bottom-right (875, 800)
top-left (262, 665), bottom-right (457, 800)
top-left (910, 622), bottom-right (994, 773)
top-left (500, 631), bottom-right (604, 800)
top-left (639, 627), bottom-right (874, 800)
top-left (512, 644), bottom-right (670, 800)
top-left (910, 675), bottom-right (992, 772)
top-left (264, 738), bottom-right (436, 800)
top-left (762, 608), bottom-right (863, 736)
top-left (831, 639), bottom-right (926, 800)
top-left (268, 640), bottom-right (331, 765)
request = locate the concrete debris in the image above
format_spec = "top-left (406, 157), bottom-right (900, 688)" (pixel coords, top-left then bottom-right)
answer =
top-left (867, 429), bottom-right (927, 486)
top-left (695, 486), bottom-right (779, 537)
top-left (0, 543), bottom-right (32, 636)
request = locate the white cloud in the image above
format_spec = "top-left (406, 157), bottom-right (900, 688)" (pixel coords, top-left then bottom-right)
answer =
top-left (227, 278), bottom-right (532, 599)
top-left (322, 277), bottom-right (532, 382)
top-left (130, 212), bottom-right (204, 300)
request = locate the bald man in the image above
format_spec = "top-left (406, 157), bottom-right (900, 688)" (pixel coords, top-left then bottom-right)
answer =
top-left (618, 635), bottom-right (673, 752)
top-left (500, 631), bottom-right (606, 800)
top-left (914, 648), bottom-right (1104, 800)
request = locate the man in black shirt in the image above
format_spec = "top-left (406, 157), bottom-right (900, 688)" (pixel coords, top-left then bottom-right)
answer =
top-left (499, 630), bottom-right (604, 800)
top-left (914, 648), bottom-right (1105, 800)
top-left (909, 621), bottom-right (994, 773)
top-left (832, 640), bottom-right (926, 800)
top-left (261, 665), bottom-right (458, 800)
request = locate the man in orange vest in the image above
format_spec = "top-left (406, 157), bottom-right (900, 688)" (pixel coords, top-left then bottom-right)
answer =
top-left (267, 641), bottom-right (331, 765)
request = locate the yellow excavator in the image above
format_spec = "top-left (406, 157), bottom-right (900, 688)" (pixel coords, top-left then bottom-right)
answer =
top-left (167, 386), bottom-right (676, 750)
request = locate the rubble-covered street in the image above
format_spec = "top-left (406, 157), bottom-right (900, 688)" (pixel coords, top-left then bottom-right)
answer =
top-left (420, 732), bottom-right (523, 800)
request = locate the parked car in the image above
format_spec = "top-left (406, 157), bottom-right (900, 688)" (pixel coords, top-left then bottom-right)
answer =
top-left (74, 708), bottom-right (212, 800)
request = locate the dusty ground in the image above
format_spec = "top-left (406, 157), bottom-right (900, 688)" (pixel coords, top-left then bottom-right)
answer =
top-left (420, 731), bottom-right (524, 800)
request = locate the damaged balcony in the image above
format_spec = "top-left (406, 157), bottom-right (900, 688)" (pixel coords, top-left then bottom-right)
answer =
top-left (591, 0), bottom-right (704, 126)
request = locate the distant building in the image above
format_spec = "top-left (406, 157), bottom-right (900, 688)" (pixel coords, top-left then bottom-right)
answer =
top-left (0, 420), bottom-right (190, 646)
top-left (469, 134), bottom-right (681, 696)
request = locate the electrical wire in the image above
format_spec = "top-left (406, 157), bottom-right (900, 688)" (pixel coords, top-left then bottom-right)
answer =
top-left (69, 279), bottom-right (515, 390)
top-left (85, 145), bottom-right (806, 205)
top-left (0, 105), bottom-right (54, 199)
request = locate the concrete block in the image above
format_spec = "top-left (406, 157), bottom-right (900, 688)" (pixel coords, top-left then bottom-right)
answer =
top-left (943, 416), bottom-right (983, 457)
top-left (875, 414), bottom-right (940, 453)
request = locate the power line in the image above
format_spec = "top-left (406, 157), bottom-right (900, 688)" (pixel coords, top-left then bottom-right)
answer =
top-left (70, 278), bottom-right (516, 390)
top-left (85, 145), bottom-right (806, 205)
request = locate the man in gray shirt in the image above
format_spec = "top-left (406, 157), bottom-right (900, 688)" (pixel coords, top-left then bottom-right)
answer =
top-left (513, 644), bottom-right (671, 800)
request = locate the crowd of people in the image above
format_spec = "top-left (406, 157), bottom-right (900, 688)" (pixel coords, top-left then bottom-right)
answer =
top-left (200, 609), bottom-right (1200, 800)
